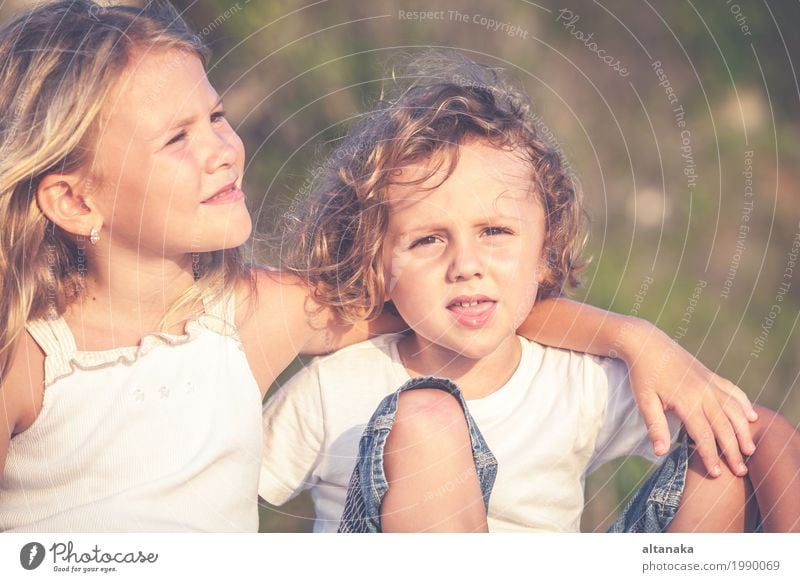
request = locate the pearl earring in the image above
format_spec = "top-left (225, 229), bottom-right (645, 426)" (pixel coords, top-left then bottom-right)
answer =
top-left (89, 226), bottom-right (100, 245)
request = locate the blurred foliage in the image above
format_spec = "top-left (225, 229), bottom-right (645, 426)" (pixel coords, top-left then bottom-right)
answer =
top-left (3, 0), bottom-right (797, 532)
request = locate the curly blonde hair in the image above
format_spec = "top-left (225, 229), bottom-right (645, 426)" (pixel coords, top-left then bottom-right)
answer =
top-left (0, 1), bottom-right (245, 379)
top-left (283, 52), bottom-right (587, 322)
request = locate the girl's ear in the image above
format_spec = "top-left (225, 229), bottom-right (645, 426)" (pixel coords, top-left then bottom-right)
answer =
top-left (36, 173), bottom-right (103, 239)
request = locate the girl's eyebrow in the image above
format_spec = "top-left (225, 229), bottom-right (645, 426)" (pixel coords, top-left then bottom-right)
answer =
top-left (164, 96), bottom-right (224, 132)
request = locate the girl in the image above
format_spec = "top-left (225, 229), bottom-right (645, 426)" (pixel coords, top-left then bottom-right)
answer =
top-left (263, 53), bottom-right (800, 532)
top-left (0, 1), bottom-right (754, 532)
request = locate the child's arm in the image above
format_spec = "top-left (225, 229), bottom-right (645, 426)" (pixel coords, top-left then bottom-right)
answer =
top-left (260, 362), bottom-right (326, 508)
top-left (236, 269), bottom-right (404, 396)
top-left (301, 310), bottom-right (405, 356)
top-left (518, 297), bottom-right (757, 478)
top-left (0, 333), bottom-right (45, 477)
top-left (0, 396), bottom-right (11, 476)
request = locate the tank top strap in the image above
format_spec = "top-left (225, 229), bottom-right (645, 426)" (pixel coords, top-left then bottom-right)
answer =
top-left (25, 316), bottom-right (78, 358)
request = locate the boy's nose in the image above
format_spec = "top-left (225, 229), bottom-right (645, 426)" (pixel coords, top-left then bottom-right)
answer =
top-left (446, 238), bottom-right (484, 282)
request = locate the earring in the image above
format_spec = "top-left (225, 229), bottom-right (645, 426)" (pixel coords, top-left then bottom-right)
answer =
top-left (89, 226), bottom-right (100, 245)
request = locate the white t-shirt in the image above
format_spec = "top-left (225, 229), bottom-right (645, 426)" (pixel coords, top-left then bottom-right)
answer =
top-left (260, 334), bottom-right (678, 532)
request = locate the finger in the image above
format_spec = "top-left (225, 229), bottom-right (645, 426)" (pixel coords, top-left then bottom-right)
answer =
top-left (638, 393), bottom-right (671, 456)
top-left (722, 397), bottom-right (757, 456)
top-left (715, 378), bottom-right (758, 422)
top-left (706, 401), bottom-right (748, 476)
top-left (677, 406), bottom-right (721, 477)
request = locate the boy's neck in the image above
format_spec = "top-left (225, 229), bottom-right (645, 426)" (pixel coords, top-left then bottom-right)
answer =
top-left (398, 333), bottom-right (523, 400)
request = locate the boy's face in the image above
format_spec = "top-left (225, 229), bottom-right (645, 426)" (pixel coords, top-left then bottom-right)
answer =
top-left (382, 141), bottom-right (547, 361)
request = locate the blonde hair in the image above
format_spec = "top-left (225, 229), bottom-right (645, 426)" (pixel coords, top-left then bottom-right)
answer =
top-left (0, 1), bottom-right (246, 380)
top-left (283, 52), bottom-right (587, 322)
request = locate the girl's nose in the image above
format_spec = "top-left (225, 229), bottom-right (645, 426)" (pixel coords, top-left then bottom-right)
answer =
top-left (446, 237), bottom-right (484, 282)
top-left (206, 130), bottom-right (240, 173)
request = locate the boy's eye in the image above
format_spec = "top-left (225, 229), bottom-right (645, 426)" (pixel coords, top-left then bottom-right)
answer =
top-left (483, 226), bottom-right (513, 237)
top-left (211, 110), bottom-right (227, 124)
top-left (166, 130), bottom-right (187, 146)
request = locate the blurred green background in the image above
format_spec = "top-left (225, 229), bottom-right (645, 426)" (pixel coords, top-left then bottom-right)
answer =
top-left (4, 0), bottom-right (798, 532)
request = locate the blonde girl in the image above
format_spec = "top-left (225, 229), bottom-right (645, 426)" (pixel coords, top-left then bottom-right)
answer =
top-left (0, 1), bottom-right (753, 532)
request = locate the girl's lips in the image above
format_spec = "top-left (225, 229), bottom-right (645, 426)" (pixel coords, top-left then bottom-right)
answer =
top-left (201, 185), bottom-right (244, 205)
top-left (447, 298), bottom-right (497, 329)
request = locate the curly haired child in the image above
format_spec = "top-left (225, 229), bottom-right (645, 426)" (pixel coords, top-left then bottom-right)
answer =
top-left (262, 53), bottom-right (799, 532)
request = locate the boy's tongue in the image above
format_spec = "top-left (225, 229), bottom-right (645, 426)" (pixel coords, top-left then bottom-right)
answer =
top-left (447, 297), bottom-right (496, 328)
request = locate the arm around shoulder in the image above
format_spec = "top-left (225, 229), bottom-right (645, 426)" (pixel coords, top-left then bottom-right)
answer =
top-left (518, 296), bottom-right (757, 476)
top-left (517, 296), bottom-right (643, 357)
top-left (234, 268), bottom-right (326, 394)
top-left (236, 268), bottom-right (406, 379)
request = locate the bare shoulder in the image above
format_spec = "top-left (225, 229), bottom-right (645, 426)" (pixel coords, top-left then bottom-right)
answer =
top-left (0, 331), bottom-right (45, 473)
top-left (232, 268), bottom-right (329, 396)
top-left (234, 268), bottom-right (325, 338)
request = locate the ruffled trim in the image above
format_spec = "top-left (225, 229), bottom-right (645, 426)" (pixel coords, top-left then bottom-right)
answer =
top-left (29, 293), bottom-right (241, 387)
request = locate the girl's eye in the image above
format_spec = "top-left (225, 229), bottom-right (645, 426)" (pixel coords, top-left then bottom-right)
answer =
top-left (211, 110), bottom-right (227, 124)
top-left (409, 235), bottom-right (441, 248)
top-left (166, 130), bottom-right (187, 146)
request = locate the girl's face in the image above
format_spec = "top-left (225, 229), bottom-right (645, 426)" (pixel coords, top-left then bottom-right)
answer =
top-left (382, 141), bottom-right (547, 363)
top-left (89, 48), bottom-right (250, 260)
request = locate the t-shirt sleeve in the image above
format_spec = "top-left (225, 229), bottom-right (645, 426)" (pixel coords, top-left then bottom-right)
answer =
top-left (586, 358), bottom-right (680, 475)
top-left (259, 361), bottom-right (325, 506)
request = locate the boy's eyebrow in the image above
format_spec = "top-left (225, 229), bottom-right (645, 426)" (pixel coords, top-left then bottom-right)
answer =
top-left (393, 212), bottom-right (527, 237)
top-left (394, 222), bottom-right (446, 237)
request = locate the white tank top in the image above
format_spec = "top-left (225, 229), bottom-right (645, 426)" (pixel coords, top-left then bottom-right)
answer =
top-left (0, 292), bottom-right (262, 532)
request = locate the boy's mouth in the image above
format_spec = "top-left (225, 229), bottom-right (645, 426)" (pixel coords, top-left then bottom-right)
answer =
top-left (446, 295), bottom-right (496, 328)
top-left (202, 181), bottom-right (243, 205)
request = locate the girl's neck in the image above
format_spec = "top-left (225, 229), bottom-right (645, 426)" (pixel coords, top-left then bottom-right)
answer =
top-left (87, 252), bottom-right (195, 311)
top-left (64, 249), bottom-right (198, 350)
top-left (398, 333), bottom-right (522, 400)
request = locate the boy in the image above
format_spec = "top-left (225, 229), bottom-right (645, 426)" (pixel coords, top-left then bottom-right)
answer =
top-left (261, 54), bottom-right (799, 532)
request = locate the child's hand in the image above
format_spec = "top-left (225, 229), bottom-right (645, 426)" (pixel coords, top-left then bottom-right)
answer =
top-left (619, 321), bottom-right (758, 478)
top-left (517, 297), bottom-right (757, 476)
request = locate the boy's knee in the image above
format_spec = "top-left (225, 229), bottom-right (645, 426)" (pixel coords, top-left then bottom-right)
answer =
top-left (750, 405), bottom-right (797, 444)
top-left (688, 446), bottom-right (742, 482)
top-left (678, 447), bottom-right (756, 532)
top-left (390, 388), bottom-right (469, 447)
top-left (752, 404), bottom-right (779, 425)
